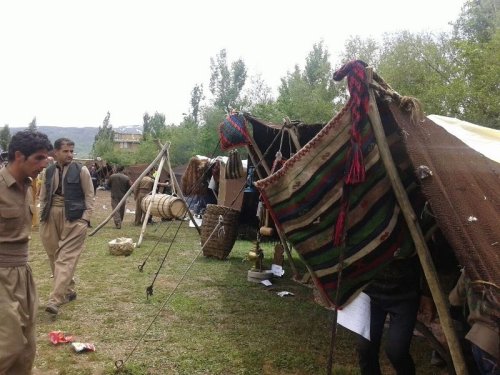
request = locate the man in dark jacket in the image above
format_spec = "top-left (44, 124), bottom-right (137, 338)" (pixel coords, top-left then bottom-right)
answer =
top-left (356, 255), bottom-right (422, 375)
top-left (39, 138), bottom-right (94, 315)
top-left (108, 165), bottom-right (131, 229)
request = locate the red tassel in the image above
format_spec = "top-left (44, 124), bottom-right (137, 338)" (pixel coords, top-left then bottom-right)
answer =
top-left (333, 202), bottom-right (348, 246)
top-left (345, 144), bottom-right (365, 185)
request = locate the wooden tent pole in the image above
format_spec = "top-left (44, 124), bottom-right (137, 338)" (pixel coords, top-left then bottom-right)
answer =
top-left (248, 137), bottom-right (271, 175)
top-left (155, 140), bottom-right (201, 234)
top-left (89, 142), bottom-right (170, 236)
top-left (366, 68), bottom-right (468, 375)
top-left (136, 154), bottom-right (167, 247)
top-left (246, 145), bottom-right (300, 279)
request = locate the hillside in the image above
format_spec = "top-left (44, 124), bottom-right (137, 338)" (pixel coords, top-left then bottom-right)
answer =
top-left (11, 126), bottom-right (99, 158)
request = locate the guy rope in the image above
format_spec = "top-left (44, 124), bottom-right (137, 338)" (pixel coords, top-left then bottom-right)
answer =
top-left (114, 215), bottom-right (227, 372)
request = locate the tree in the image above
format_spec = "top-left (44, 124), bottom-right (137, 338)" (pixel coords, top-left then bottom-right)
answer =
top-left (453, 0), bottom-right (498, 43)
top-left (135, 139), bottom-right (160, 164)
top-left (450, 0), bottom-right (500, 127)
top-left (197, 106), bottom-right (226, 157)
top-left (209, 49), bottom-right (247, 111)
top-left (241, 73), bottom-right (273, 107)
top-left (142, 112), bottom-right (166, 140)
top-left (142, 113), bottom-right (151, 141)
top-left (240, 73), bottom-right (281, 122)
top-left (28, 117), bottom-right (37, 132)
top-left (190, 84), bottom-right (204, 125)
top-left (377, 31), bottom-right (461, 117)
top-left (0, 124), bottom-right (11, 151)
top-left (340, 36), bottom-right (380, 67)
top-left (276, 42), bottom-right (342, 123)
top-left (304, 41), bottom-right (333, 88)
top-left (91, 111), bottom-right (114, 158)
top-left (163, 121), bottom-right (198, 166)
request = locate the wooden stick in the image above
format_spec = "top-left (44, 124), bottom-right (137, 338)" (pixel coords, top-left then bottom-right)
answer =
top-left (247, 136), bottom-right (271, 175)
top-left (246, 145), bottom-right (299, 279)
top-left (136, 154), bottom-right (167, 247)
top-left (156, 141), bottom-right (201, 234)
top-left (89, 142), bottom-right (170, 236)
top-left (366, 67), bottom-right (467, 375)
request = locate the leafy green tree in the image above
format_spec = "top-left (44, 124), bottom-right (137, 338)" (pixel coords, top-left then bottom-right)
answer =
top-left (377, 31), bottom-right (462, 117)
top-left (340, 36), bottom-right (380, 67)
top-left (366, 1), bottom-right (499, 128)
top-left (304, 41), bottom-right (333, 88)
top-left (0, 124), bottom-right (11, 151)
top-left (209, 49), bottom-right (247, 111)
top-left (240, 73), bottom-right (281, 122)
top-left (450, 0), bottom-right (500, 127)
top-left (134, 139), bottom-right (159, 164)
top-left (91, 111), bottom-right (114, 158)
top-left (28, 117), bottom-right (37, 131)
top-left (197, 106), bottom-right (226, 157)
top-left (190, 84), bottom-right (204, 125)
top-left (163, 121), bottom-right (198, 166)
top-left (277, 41), bottom-right (341, 123)
top-left (142, 111), bottom-right (166, 141)
top-left (142, 112), bottom-right (151, 141)
top-left (453, 0), bottom-right (498, 43)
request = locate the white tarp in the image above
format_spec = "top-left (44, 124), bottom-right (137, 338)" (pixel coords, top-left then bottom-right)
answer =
top-left (428, 115), bottom-right (500, 163)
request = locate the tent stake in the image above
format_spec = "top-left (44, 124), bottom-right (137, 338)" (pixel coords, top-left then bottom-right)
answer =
top-left (366, 68), bottom-right (467, 375)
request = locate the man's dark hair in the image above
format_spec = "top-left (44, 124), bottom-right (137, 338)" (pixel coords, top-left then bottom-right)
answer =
top-left (8, 130), bottom-right (53, 161)
top-left (54, 137), bottom-right (75, 150)
top-left (116, 165), bottom-right (124, 172)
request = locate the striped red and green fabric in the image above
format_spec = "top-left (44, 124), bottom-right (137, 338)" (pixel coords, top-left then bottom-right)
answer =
top-left (255, 101), bottom-right (427, 308)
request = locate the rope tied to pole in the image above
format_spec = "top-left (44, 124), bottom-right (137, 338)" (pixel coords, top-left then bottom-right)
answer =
top-left (114, 216), bottom-right (226, 371)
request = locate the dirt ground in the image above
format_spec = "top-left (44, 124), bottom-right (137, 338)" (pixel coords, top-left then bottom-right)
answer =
top-left (92, 187), bottom-right (138, 226)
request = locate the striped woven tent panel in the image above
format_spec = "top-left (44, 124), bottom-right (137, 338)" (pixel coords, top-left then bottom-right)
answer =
top-left (255, 101), bottom-right (427, 308)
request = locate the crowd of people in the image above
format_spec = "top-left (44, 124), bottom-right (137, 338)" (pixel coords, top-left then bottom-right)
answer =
top-left (0, 129), bottom-right (497, 375)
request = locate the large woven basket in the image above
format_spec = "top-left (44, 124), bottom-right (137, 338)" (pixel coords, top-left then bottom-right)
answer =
top-left (200, 204), bottom-right (240, 259)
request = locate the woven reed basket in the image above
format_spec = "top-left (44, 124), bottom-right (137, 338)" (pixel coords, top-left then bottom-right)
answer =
top-left (108, 238), bottom-right (135, 256)
top-left (200, 204), bottom-right (240, 260)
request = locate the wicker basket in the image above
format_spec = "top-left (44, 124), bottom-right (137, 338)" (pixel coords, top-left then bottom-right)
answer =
top-left (108, 237), bottom-right (135, 256)
top-left (200, 204), bottom-right (240, 259)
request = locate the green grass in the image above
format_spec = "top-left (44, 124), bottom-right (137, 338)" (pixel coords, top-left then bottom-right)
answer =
top-left (30, 191), bottom-right (443, 375)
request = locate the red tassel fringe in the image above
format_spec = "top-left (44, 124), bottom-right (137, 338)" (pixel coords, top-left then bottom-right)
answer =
top-left (333, 201), bottom-right (348, 246)
top-left (345, 143), bottom-right (365, 185)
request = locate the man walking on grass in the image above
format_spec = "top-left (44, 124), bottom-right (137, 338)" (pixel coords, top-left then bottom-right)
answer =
top-left (0, 130), bottom-right (52, 374)
top-left (108, 165), bottom-right (132, 229)
top-left (39, 137), bottom-right (94, 315)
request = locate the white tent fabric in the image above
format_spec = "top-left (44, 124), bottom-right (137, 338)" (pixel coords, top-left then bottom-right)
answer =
top-left (428, 115), bottom-right (500, 163)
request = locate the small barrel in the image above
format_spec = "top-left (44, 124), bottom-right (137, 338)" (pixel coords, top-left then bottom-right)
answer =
top-left (141, 194), bottom-right (187, 220)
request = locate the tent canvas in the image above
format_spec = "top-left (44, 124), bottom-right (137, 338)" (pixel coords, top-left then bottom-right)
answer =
top-left (248, 63), bottom-right (500, 373)
top-left (428, 114), bottom-right (500, 163)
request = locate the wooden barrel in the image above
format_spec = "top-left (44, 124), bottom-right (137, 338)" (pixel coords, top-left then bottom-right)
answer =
top-left (141, 194), bottom-right (187, 219)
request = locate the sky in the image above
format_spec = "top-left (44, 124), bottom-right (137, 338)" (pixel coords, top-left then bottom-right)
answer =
top-left (0, 0), bottom-right (466, 128)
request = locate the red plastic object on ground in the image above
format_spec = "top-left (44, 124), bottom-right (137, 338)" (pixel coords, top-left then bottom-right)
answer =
top-left (49, 331), bottom-right (74, 345)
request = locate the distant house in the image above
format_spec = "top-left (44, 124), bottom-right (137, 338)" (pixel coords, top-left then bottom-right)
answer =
top-left (113, 126), bottom-right (142, 152)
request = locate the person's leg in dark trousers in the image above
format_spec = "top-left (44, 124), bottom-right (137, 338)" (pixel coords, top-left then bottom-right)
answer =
top-left (384, 297), bottom-right (419, 375)
top-left (357, 298), bottom-right (388, 375)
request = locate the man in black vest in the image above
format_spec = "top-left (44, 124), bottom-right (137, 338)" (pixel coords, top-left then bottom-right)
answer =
top-left (39, 138), bottom-right (94, 315)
